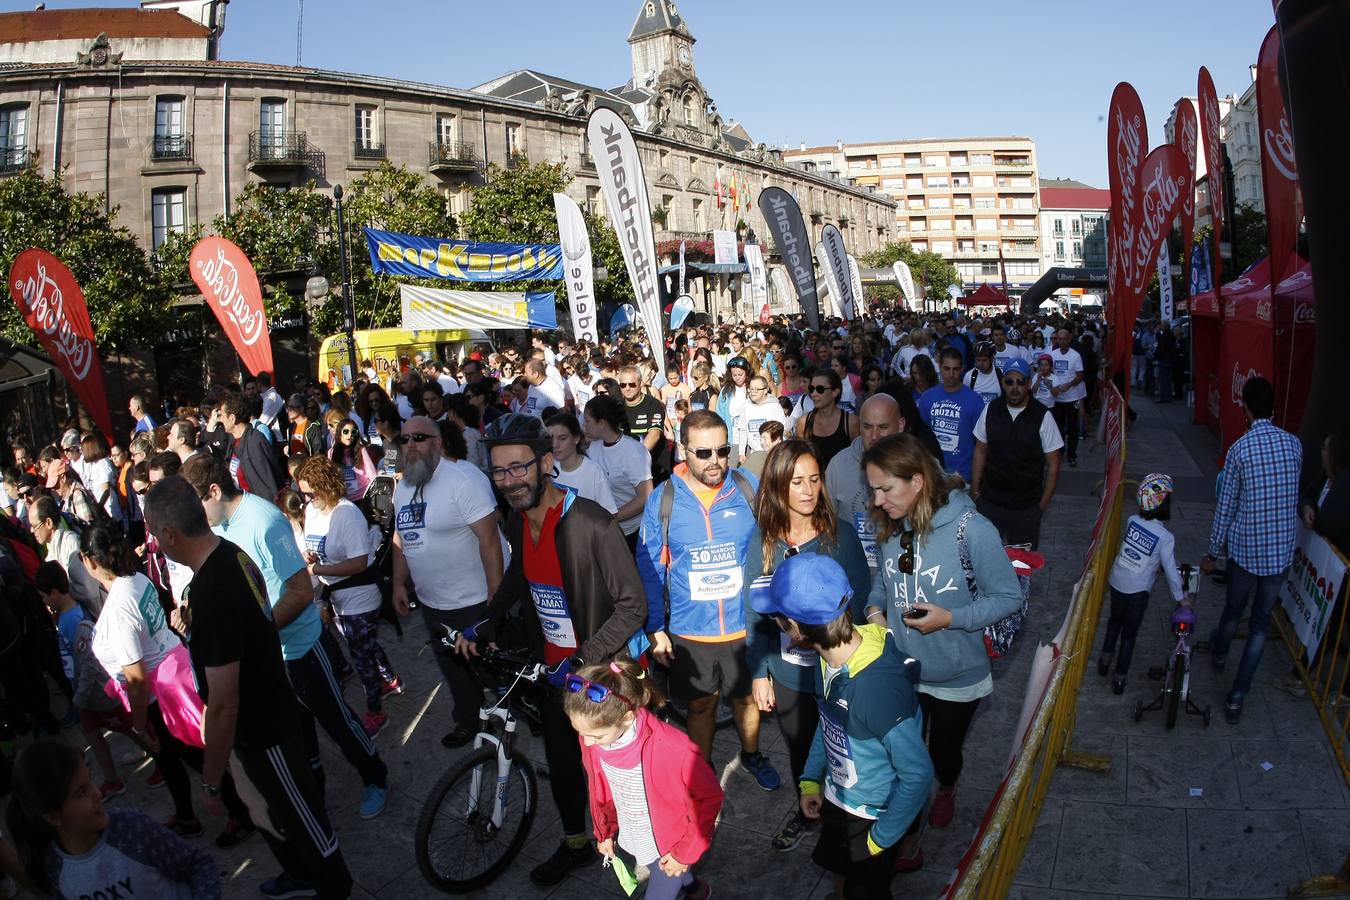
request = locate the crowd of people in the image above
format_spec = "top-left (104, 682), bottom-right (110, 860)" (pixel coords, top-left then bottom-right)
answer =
top-left (0, 302), bottom-right (1338, 900)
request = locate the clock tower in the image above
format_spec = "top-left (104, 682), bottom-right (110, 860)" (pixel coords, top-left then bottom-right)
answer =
top-left (628, 0), bottom-right (695, 86)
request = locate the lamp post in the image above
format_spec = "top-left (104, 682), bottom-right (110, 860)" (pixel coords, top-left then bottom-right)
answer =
top-left (332, 184), bottom-right (357, 386)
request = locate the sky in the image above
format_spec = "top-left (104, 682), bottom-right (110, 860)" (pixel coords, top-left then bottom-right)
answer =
top-left (10, 0), bottom-right (1276, 186)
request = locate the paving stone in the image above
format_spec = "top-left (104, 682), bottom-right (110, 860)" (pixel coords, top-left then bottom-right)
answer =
top-left (1125, 735), bottom-right (1240, 809)
top-left (1231, 740), bottom-right (1346, 810)
top-left (1046, 731), bottom-right (1128, 805)
top-left (1187, 808), bottom-right (1309, 898)
top-left (1298, 807), bottom-right (1350, 878)
top-left (1050, 800), bottom-right (1188, 896)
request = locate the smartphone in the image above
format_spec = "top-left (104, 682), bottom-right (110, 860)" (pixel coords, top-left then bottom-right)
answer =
top-left (903, 607), bottom-right (928, 621)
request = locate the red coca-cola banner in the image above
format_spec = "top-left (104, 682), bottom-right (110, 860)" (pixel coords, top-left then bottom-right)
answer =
top-left (1256, 25), bottom-right (1302, 286)
top-left (1173, 99), bottom-right (1199, 286)
top-left (189, 237), bottom-right (274, 378)
top-left (1198, 67), bottom-right (1226, 291)
top-left (8, 249), bottom-right (115, 439)
top-left (1106, 82), bottom-right (1146, 363)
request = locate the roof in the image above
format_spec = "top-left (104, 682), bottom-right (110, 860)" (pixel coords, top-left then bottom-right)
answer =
top-left (786, 136), bottom-right (1034, 156)
top-left (1039, 178), bottom-right (1097, 190)
top-left (474, 68), bottom-right (652, 115)
top-left (0, 8), bottom-right (210, 42)
top-left (1040, 186), bottom-right (1110, 210)
top-left (629, 0), bottom-right (691, 43)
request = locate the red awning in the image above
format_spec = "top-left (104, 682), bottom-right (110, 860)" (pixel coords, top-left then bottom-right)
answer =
top-left (958, 283), bottom-right (1011, 307)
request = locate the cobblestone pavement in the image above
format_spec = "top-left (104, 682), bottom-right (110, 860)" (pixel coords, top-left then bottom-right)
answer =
top-left (68, 395), bottom-right (1347, 899)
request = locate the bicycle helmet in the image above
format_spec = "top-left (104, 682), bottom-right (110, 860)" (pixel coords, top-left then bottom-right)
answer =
top-left (974, 340), bottom-right (995, 359)
top-left (1137, 472), bottom-right (1174, 512)
top-left (1005, 327), bottom-right (1021, 344)
top-left (479, 412), bottom-right (552, 453)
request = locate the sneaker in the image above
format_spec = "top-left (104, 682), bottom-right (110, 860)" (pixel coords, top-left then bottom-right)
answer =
top-left (1068, 457), bottom-right (1079, 468)
top-left (1097, 655), bottom-right (1111, 677)
top-left (259, 873), bottom-right (316, 899)
top-left (682, 877), bottom-right (712, 899)
top-left (771, 809), bottom-right (814, 852)
top-left (359, 783), bottom-right (388, 820)
top-left (440, 726), bottom-right (476, 749)
top-left (894, 847), bottom-right (924, 873)
top-left (1112, 677), bottom-right (1126, 696)
top-left (214, 818), bottom-right (255, 849)
top-left (98, 780), bottom-right (126, 801)
top-left (362, 710), bottom-right (388, 739)
top-left (380, 676), bottom-right (405, 698)
top-left (741, 752), bottom-right (781, 792)
top-left (528, 839), bottom-right (596, 887)
top-left (162, 815), bottom-right (203, 837)
top-left (145, 766), bottom-right (165, 789)
top-left (1223, 700), bottom-right (1243, 724)
top-left (928, 790), bottom-right (956, 828)
top-left (1271, 674), bottom-right (1307, 698)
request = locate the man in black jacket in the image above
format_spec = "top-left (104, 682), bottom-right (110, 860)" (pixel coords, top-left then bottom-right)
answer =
top-left (216, 392), bottom-right (285, 500)
top-left (970, 358), bottom-right (1063, 549)
top-left (459, 413), bottom-right (647, 887)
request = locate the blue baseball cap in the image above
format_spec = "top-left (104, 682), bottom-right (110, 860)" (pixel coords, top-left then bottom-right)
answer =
top-left (1001, 358), bottom-right (1031, 379)
top-left (753, 553), bottom-right (852, 626)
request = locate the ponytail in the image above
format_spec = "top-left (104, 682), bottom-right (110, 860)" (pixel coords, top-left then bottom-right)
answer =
top-left (561, 657), bottom-right (663, 728)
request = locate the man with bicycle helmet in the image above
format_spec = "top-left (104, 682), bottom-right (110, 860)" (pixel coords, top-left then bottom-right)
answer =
top-left (460, 412), bottom-right (648, 887)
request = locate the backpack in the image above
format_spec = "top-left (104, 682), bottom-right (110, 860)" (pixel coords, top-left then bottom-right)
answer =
top-left (655, 470), bottom-right (756, 630)
top-left (61, 487), bottom-right (111, 536)
top-left (953, 509), bottom-right (1029, 658)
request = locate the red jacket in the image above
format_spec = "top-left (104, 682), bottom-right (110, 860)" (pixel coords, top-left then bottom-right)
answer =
top-left (579, 708), bottom-right (724, 865)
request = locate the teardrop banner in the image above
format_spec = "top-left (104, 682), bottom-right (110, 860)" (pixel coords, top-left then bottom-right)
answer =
top-left (189, 236), bottom-right (274, 378)
top-left (1172, 98), bottom-right (1199, 288)
top-left (1198, 66), bottom-right (1227, 291)
top-left (1256, 25), bottom-right (1302, 285)
top-left (757, 187), bottom-right (821, 332)
top-left (8, 248), bottom-right (115, 440)
top-left (820, 224), bottom-right (855, 321)
top-left (1107, 81), bottom-right (1147, 352)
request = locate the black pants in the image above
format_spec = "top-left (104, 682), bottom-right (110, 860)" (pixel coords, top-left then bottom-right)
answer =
top-left (146, 701), bottom-right (249, 825)
top-left (903, 693), bottom-right (980, 838)
top-left (286, 640), bottom-right (387, 791)
top-left (813, 800), bottom-right (900, 899)
top-left (234, 732), bottom-right (352, 900)
top-left (975, 497), bottom-right (1044, 550)
top-left (1052, 401), bottom-right (1079, 461)
top-left (772, 680), bottom-right (819, 792)
top-left (538, 685), bottom-right (589, 837)
top-left (1102, 587), bottom-right (1150, 677)
top-left (419, 603), bottom-right (488, 730)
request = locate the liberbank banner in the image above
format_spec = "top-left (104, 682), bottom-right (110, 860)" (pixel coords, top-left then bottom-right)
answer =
top-left (366, 228), bottom-right (564, 282)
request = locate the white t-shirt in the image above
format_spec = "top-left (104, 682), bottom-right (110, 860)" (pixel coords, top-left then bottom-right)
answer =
top-left (965, 368), bottom-right (1002, 408)
top-left (992, 344), bottom-right (1026, 373)
top-left (394, 458), bottom-right (499, 610)
top-left (437, 374), bottom-right (462, 395)
top-left (93, 573), bottom-right (181, 680)
top-left (1049, 347), bottom-right (1086, 403)
top-left (973, 402), bottom-right (1065, 453)
top-left (73, 457), bottom-right (120, 521)
top-left (552, 456), bottom-right (618, 513)
top-left (523, 380), bottom-right (566, 418)
top-left (587, 435), bottom-right (652, 535)
top-left (305, 499), bottom-right (381, 616)
top-left (567, 374), bottom-right (597, 414)
top-left (741, 398), bottom-right (786, 452)
top-left (1109, 515), bottom-right (1184, 600)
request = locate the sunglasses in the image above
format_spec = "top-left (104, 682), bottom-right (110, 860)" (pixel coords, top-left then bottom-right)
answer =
top-left (395, 432), bottom-right (438, 446)
top-left (1002, 377), bottom-right (1026, 386)
top-left (619, 381), bottom-right (639, 388)
top-left (488, 455), bottom-right (542, 481)
top-left (563, 673), bottom-right (635, 709)
top-left (810, 385), bottom-right (832, 394)
top-left (899, 529), bottom-right (915, 575)
top-left (687, 445), bottom-right (732, 460)
top-left (781, 364), bottom-right (798, 370)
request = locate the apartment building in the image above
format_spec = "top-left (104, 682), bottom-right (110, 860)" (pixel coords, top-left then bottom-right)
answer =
top-left (785, 137), bottom-right (1042, 294)
top-left (1222, 67), bottom-right (1263, 212)
top-left (1038, 178), bottom-right (1109, 295)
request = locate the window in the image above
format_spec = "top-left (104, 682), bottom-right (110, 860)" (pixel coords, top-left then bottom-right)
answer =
top-left (951, 176), bottom-right (970, 187)
top-left (1012, 197), bottom-right (1034, 209)
top-left (956, 217), bottom-right (973, 232)
top-left (981, 261), bottom-right (999, 275)
top-left (953, 196), bottom-right (971, 209)
top-left (924, 155), bottom-right (945, 167)
top-left (1055, 241), bottom-right (1065, 259)
top-left (950, 154), bottom-right (967, 166)
top-left (0, 104), bottom-right (28, 171)
top-left (931, 241), bottom-right (953, 254)
top-left (436, 113), bottom-right (457, 147)
top-left (931, 219), bottom-right (951, 231)
top-left (354, 105), bottom-right (380, 155)
top-left (659, 148), bottom-right (670, 167)
top-left (692, 197), bottom-right (705, 230)
top-left (586, 185), bottom-right (601, 216)
top-left (881, 156), bottom-right (903, 168)
top-left (976, 219), bottom-right (996, 232)
top-left (153, 96), bottom-right (186, 159)
top-left (1071, 219), bottom-right (1082, 236)
top-left (971, 153), bottom-right (992, 165)
top-left (151, 188), bottom-right (186, 251)
top-left (259, 98), bottom-right (285, 146)
top-left (926, 176), bottom-right (948, 188)
top-left (1073, 240), bottom-right (1083, 258)
top-left (505, 123), bottom-right (522, 160)
top-left (683, 95), bottom-right (696, 126)
top-left (906, 177), bottom-right (922, 190)
top-left (908, 197), bottom-right (924, 210)
top-left (882, 178), bottom-right (905, 190)
top-left (973, 174), bottom-right (994, 187)
top-left (930, 197), bottom-right (950, 209)
top-left (1053, 218), bottom-right (1064, 236)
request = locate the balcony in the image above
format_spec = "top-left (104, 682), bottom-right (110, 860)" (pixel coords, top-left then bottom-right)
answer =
top-left (0, 146), bottom-right (32, 176)
top-left (150, 134), bottom-right (192, 162)
top-left (353, 140), bottom-right (386, 161)
top-left (995, 159), bottom-right (1034, 172)
top-left (248, 131), bottom-right (324, 174)
top-left (428, 140), bottom-right (479, 174)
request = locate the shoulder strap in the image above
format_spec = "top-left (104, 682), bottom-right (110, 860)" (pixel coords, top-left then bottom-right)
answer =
top-left (659, 479), bottom-right (675, 630)
top-left (969, 369), bottom-right (978, 389)
top-left (730, 469), bottom-right (757, 507)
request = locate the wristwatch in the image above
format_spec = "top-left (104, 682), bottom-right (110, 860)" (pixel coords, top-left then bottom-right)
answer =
top-left (201, 782), bottom-right (222, 797)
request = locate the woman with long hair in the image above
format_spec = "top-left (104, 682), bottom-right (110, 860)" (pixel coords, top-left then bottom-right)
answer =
top-left (5, 738), bottom-right (219, 897)
top-left (742, 440), bottom-right (871, 852)
top-left (354, 384), bottom-right (390, 447)
top-left (329, 416), bottom-right (379, 502)
top-left (859, 364), bottom-right (885, 406)
top-left (688, 362), bottom-right (719, 413)
top-left (908, 354), bottom-right (939, 400)
top-left (546, 411), bottom-right (617, 513)
top-left (718, 356), bottom-right (753, 456)
top-left (860, 433), bottom-right (1022, 866)
top-left (582, 395), bottom-right (653, 551)
top-left (795, 369), bottom-right (858, 469)
top-left (777, 353), bottom-right (808, 398)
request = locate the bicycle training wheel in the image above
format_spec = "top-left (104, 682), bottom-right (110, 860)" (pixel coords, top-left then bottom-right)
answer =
top-left (415, 747), bottom-right (538, 893)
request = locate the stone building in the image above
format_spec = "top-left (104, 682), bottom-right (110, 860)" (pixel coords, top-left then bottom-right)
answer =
top-left (0, 0), bottom-right (893, 332)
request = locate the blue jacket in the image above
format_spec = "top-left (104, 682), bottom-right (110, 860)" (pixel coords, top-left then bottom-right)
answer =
top-left (866, 490), bottom-right (1022, 690)
top-left (743, 528), bottom-right (872, 692)
top-left (799, 624), bottom-right (933, 850)
top-left (637, 466), bottom-right (758, 639)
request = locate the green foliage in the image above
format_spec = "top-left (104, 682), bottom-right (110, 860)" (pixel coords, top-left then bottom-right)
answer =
top-left (861, 241), bottom-right (960, 308)
top-left (0, 168), bottom-right (172, 351)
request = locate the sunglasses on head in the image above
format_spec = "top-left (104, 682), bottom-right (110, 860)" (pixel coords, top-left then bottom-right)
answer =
top-left (899, 529), bottom-right (915, 575)
top-left (563, 673), bottom-right (635, 708)
top-left (687, 444), bottom-right (732, 460)
top-left (395, 432), bottom-right (438, 446)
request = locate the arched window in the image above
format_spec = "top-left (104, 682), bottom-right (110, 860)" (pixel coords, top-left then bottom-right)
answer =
top-left (682, 94), bottom-right (695, 126)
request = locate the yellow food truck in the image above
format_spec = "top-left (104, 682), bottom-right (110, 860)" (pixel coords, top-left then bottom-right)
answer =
top-left (316, 328), bottom-right (490, 390)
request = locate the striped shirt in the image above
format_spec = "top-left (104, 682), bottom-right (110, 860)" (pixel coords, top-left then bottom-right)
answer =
top-left (1208, 419), bottom-right (1302, 576)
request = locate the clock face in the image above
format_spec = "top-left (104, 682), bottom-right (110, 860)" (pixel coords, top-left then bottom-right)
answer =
top-left (677, 43), bottom-right (690, 66)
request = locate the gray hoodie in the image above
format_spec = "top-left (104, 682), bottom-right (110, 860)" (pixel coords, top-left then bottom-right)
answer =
top-left (866, 489), bottom-right (1022, 691)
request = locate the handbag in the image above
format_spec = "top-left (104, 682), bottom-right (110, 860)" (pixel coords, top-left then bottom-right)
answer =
top-left (104, 643), bottom-right (206, 748)
top-left (954, 510), bottom-right (1037, 658)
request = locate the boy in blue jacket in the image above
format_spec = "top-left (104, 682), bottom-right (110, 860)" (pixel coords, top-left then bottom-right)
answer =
top-left (754, 552), bottom-right (933, 899)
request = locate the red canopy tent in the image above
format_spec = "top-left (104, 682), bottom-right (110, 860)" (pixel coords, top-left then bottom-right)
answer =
top-left (957, 284), bottom-right (1012, 308)
top-left (1189, 256), bottom-right (1315, 457)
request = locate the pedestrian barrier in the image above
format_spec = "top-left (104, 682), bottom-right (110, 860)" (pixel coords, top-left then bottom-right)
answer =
top-left (941, 385), bottom-right (1126, 899)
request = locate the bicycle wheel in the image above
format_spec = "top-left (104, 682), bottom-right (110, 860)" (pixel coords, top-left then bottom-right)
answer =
top-left (1165, 656), bottom-right (1181, 730)
top-left (415, 747), bottom-right (538, 893)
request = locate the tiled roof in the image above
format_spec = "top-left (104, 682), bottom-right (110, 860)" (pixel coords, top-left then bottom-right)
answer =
top-left (1040, 187), bottom-right (1110, 210)
top-left (0, 9), bottom-right (210, 42)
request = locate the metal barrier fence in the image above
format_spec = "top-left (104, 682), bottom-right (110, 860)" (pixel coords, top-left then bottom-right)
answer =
top-left (941, 385), bottom-right (1127, 899)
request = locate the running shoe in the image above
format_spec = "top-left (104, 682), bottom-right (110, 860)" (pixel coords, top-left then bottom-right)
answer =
top-left (379, 676), bottom-right (404, 698)
top-left (259, 873), bottom-right (316, 899)
top-left (440, 726), bottom-right (475, 748)
top-left (214, 818), bottom-right (255, 849)
top-left (682, 877), bottom-right (712, 899)
top-left (741, 752), bottom-right (781, 792)
top-left (162, 815), bottom-right (203, 837)
top-left (928, 790), bottom-right (956, 828)
top-left (771, 809), bottom-right (814, 851)
top-left (362, 711), bottom-right (388, 739)
top-left (1270, 674), bottom-right (1307, 698)
top-left (98, 780), bottom-right (125, 801)
top-left (528, 839), bottom-right (595, 886)
top-left (359, 783), bottom-right (388, 820)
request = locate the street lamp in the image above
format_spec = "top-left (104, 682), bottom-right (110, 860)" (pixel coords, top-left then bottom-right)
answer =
top-left (333, 183), bottom-right (357, 385)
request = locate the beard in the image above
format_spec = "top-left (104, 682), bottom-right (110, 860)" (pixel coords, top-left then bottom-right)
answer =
top-left (502, 472), bottom-right (547, 512)
top-left (404, 455), bottom-right (437, 487)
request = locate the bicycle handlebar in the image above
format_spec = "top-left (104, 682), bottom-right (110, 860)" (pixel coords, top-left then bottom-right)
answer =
top-left (438, 624), bottom-right (545, 681)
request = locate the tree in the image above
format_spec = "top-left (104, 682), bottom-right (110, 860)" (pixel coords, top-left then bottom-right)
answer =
top-left (861, 241), bottom-right (960, 309)
top-left (0, 168), bottom-right (172, 351)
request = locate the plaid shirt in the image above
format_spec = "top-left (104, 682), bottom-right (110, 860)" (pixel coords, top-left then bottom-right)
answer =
top-left (1208, 419), bottom-right (1302, 575)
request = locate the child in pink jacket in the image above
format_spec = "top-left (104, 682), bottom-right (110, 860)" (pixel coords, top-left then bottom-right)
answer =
top-left (565, 659), bottom-right (723, 899)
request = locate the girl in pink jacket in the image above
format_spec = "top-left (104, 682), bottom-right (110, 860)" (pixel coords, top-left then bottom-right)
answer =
top-left (565, 659), bottom-right (723, 900)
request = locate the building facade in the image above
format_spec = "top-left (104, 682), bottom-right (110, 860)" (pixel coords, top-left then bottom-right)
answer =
top-left (784, 136), bottom-right (1043, 295)
top-left (0, 0), bottom-right (893, 324)
top-left (1222, 67), bottom-right (1263, 212)
top-left (1037, 179), bottom-right (1109, 300)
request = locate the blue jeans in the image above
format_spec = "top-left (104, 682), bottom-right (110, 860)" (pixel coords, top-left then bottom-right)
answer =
top-left (1209, 559), bottom-right (1288, 704)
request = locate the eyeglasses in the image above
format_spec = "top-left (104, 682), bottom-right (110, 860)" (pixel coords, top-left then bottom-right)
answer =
top-left (487, 455), bottom-right (542, 481)
top-left (781, 364), bottom-right (798, 371)
top-left (395, 432), bottom-right (438, 446)
top-left (340, 428), bottom-right (358, 436)
top-left (686, 445), bottom-right (732, 460)
top-left (810, 385), bottom-right (832, 394)
top-left (899, 529), bottom-right (915, 575)
top-left (1002, 377), bottom-right (1026, 387)
top-left (563, 673), bottom-right (635, 708)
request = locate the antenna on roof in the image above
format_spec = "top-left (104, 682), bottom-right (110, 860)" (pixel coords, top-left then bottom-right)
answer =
top-left (296, 0), bottom-right (303, 66)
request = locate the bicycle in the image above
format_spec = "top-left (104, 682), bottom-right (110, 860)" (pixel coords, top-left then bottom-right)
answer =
top-left (414, 626), bottom-right (545, 893)
top-left (1133, 566), bottom-right (1211, 729)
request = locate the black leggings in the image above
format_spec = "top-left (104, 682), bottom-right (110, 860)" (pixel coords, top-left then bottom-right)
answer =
top-left (772, 680), bottom-right (819, 792)
top-left (147, 701), bottom-right (249, 824)
top-left (904, 693), bottom-right (980, 837)
top-left (1052, 401), bottom-right (1080, 461)
top-left (1102, 588), bottom-right (1150, 677)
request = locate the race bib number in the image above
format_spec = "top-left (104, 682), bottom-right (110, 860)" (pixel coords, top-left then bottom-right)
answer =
top-left (305, 534), bottom-right (327, 561)
top-left (780, 632), bottom-right (817, 667)
top-left (818, 705), bottom-right (858, 790)
top-left (396, 501), bottom-right (427, 552)
top-left (227, 455), bottom-right (242, 487)
top-left (1120, 521), bottom-right (1158, 573)
top-left (665, 396), bottom-right (679, 421)
top-left (529, 582), bottom-right (577, 649)
top-left (687, 541), bottom-right (742, 602)
top-left (854, 512), bottom-right (878, 568)
top-left (1054, 357), bottom-right (1070, 376)
top-left (746, 419), bottom-right (767, 451)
